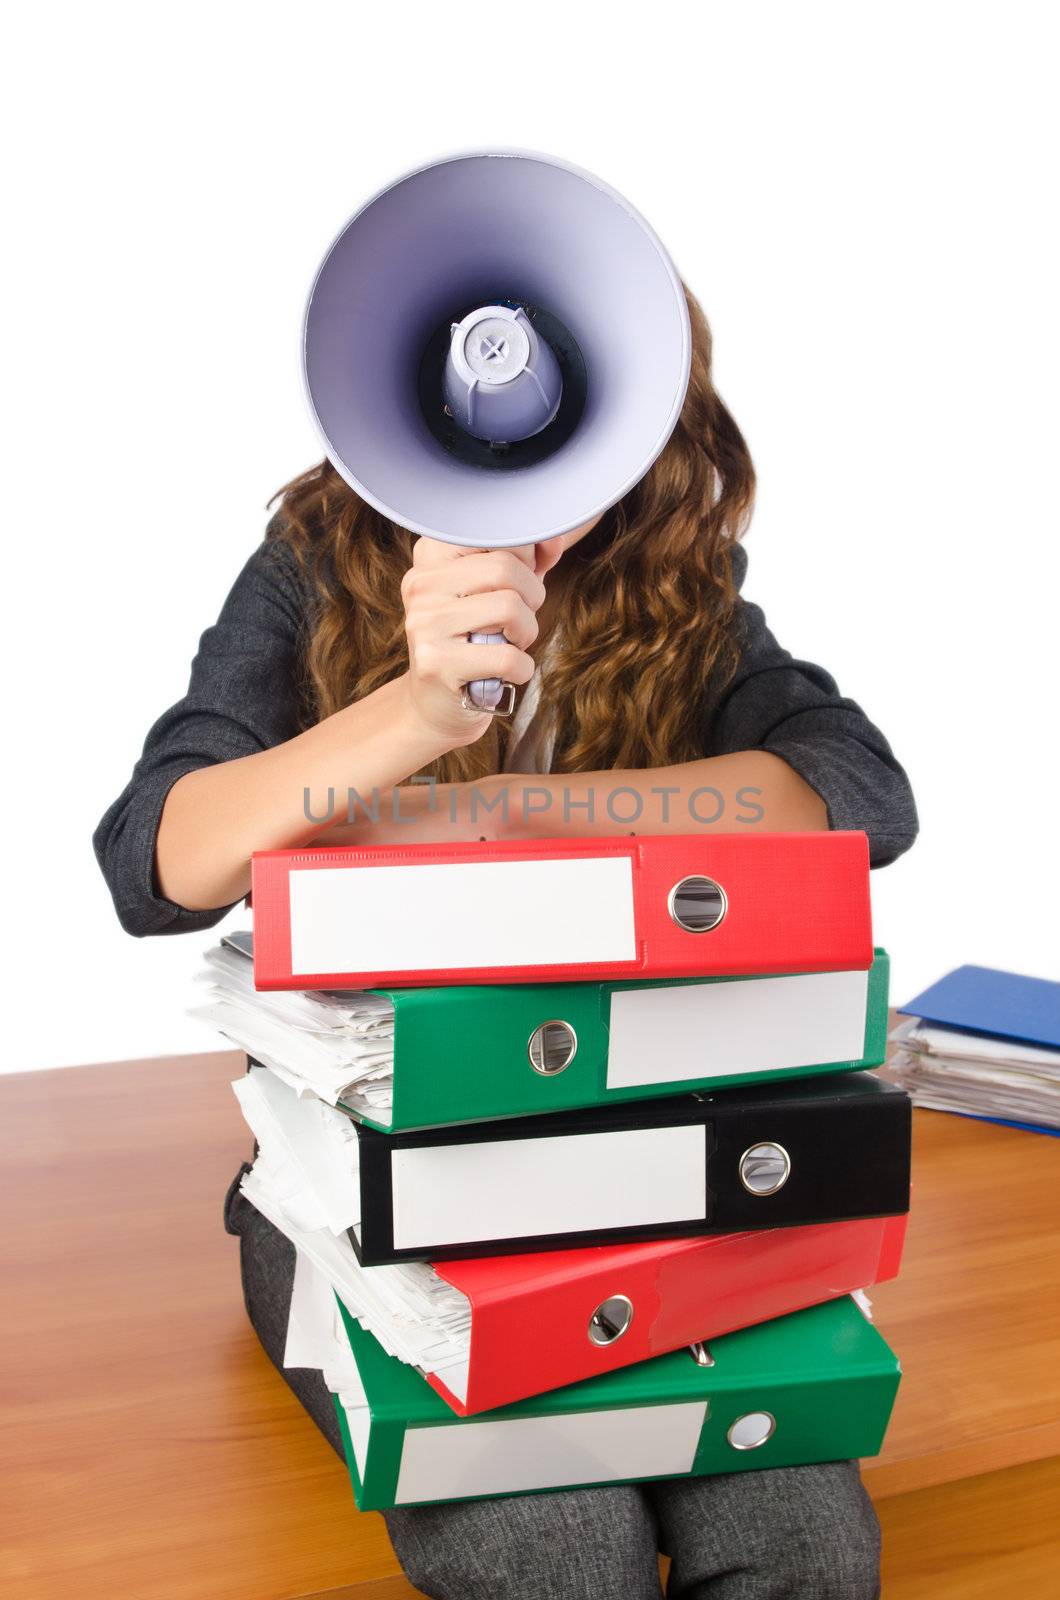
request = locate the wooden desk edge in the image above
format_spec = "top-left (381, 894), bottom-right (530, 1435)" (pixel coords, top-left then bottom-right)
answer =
top-left (863, 1416), bottom-right (1060, 1499)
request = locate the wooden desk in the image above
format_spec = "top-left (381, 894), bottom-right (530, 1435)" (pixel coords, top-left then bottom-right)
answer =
top-left (1, 1040), bottom-right (1057, 1599)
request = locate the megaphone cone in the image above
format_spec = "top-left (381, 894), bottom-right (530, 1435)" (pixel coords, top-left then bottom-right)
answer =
top-left (302, 150), bottom-right (691, 551)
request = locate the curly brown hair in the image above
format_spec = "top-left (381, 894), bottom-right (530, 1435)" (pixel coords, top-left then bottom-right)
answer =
top-left (269, 285), bottom-right (755, 783)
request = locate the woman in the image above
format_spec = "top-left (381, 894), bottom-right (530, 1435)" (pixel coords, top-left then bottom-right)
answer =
top-left (95, 289), bottom-right (916, 1599)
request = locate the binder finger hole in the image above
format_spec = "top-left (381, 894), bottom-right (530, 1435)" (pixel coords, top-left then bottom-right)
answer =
top-left (727, 1411), bottom-right (776, 1450)
top-left (528, 1019), bottom-right (578, 1075)
top-left (588, 1294), bottom-right (634, 1345)
top-left (738, 1142), bottom-right (791, 1195)
top-left (668, 876), bottom-right (727, 932)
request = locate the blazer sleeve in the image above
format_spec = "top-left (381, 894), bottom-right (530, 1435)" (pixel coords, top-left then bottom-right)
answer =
top-left (703, 543), bottom-right (919, 867)
top-left (93, 537), bottom-right (312, 937)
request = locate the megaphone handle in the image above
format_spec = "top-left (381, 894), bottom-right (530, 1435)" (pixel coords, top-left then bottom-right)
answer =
top-left (464, 631), bottom-right (516, 716)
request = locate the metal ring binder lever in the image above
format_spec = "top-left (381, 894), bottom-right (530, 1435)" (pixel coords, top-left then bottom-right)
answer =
top-left (527, 1019), bottom-right (578, 1075)
top-left (667, 875), bottom-right (728, 932)
top-left (727, 1411), bottom-right (777, 1450)
top-left (689, 1342), bottom-right (715, 1367)
top-left (588, 1294), bottom-right (634, 1346)
top-left (738, 1142), bottom-right (791, 1196)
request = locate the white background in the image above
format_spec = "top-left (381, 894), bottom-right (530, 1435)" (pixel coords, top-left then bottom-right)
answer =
top-left (4, 3), bottom-right (1057, 1072)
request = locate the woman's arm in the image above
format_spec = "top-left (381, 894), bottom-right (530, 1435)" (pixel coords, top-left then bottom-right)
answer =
top-left (488, 751), bottom-right (827, 835)
top-left (95, 532), bottom-right (548, 930)
top-left (155, 673), bottom-right (450, 910)
top-left (315, 749), bottom-right (825, 848)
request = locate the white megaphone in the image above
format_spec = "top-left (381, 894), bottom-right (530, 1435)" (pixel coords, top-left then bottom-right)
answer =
top-left (302, 149), bottom-right (690, 710)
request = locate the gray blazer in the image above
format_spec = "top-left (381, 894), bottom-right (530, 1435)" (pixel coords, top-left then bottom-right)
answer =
top-left (94, 534), bottom-right (917, 937)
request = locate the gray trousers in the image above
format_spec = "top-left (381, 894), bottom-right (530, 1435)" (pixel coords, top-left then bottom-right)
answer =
top-left (225, 1173), bottom-right (881, 1600)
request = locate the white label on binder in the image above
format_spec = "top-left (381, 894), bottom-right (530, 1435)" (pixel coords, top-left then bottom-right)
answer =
top-left (339, 1397), bottom-right (372, 1482)
top-left (394, 1399), bottom-right (709, 1504)
top-left (433, 1359), bottom-right (471, 1408)
top-left (391, 1124), bottom-right (707, 1248)
top-left (288, 855), bottom-right (637, 976)
top-left (606, 968), bottom-right (870, 1089)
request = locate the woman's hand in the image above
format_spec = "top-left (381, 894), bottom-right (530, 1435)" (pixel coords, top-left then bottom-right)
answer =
top-left (398, 537), bottom-right (547, 747)
top-left (155, 532), bottom-right (578, 912)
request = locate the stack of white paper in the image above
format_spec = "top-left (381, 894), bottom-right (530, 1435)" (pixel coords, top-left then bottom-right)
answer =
top-left (192, 938), bottom-right (396, 1116)
top-left (889, 1018), bottom-right (1060, 1129)
top-left (284, 1246), bottom-right (371, 1422)
top-left (234, 1066), bottom-right (363, 1234)
top-left (235, 1063), bottom-right (473, 1401)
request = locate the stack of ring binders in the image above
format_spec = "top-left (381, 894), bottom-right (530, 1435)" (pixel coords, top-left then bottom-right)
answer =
top-left (201, 829), bottom-right (911, 1510)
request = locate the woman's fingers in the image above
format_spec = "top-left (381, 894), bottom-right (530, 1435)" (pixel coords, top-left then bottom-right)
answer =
top-left (398, 536), bottom-right (544, 747)
top-left (409, 633), bottom-right (536, 689)
top-left (411, 535), bottom-right (537, 571)
top-left (442, 589), bottom-right (539, 649)
top-left (452, 551), bottom-right (546, 609)
top-left (445, 640), bottom-right (537, 689)
top-left (403, 588), bottom-right (538, 653)
top-left (408, 535), bottom-right (470, 571)
top-left (406, 542), bottom-right (547, 610)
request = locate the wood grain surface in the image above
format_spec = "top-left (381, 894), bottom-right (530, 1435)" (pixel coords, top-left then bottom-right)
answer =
top-left (0, 1029), bottom-right (1056, 1598)
top-left (865, 1075), bottom-right (1060, 1497)
top-left (876, 1456), bottom-right (1060, 1597)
